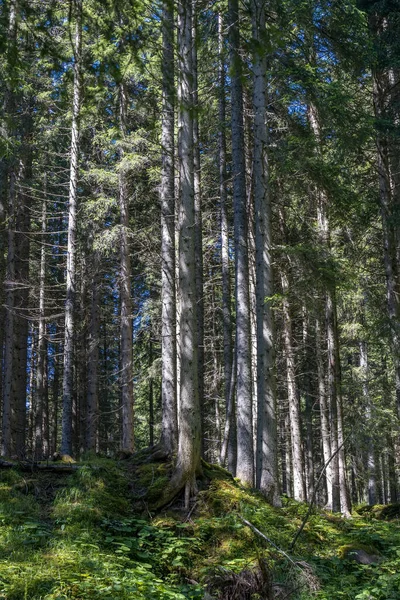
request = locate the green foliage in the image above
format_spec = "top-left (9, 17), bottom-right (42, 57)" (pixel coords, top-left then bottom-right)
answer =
top-left (1, 462), bottom-right (400, 599)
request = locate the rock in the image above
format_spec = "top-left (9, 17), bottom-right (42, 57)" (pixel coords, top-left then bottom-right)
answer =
top-left (345, 548), bottom-right (381, 565)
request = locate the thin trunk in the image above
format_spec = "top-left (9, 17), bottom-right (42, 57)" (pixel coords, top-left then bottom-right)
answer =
top-left (316, 316), bottom-right (332, 508)
top-left (359, 309), bottom-right (376, 505)
top-left (281, 271), bottom-right (306, 502)
top-left (218, 12), bottom-right (235, 474)
top-left (35, 193), bottom-right (47, 459)
top-left (119, 84), bottom-right (134, 453)
top-left (160, 0), bottom-right (177, 454)
top-left (229, 0), bottom-right (254, 486)
top-left (192, 2), bottom-right (204, 458)
top-left (302, 310), bottom-right (315, 501)
top-left (86, 256), bottom-right (100, 452)
top-left (61, 0), bottom-right (82, 456)
top-left (149, 339), bottom-right (154, 447)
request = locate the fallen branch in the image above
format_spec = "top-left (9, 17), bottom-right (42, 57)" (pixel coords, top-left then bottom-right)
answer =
top-left (0, 460), bottom-right (83, 473)
top-left (237, 515), bottom-right (301, 570)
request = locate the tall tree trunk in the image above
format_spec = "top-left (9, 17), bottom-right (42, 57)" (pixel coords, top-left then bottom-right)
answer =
top-left (281, 270), bottom-right (306, 502)
top-left (229, 0), bottom-right (254, 487)
top-left (167, 0), bottom-right (201, 507)
top-left (192, 2), bottom-right (205, 457)
top-left (316, 316), bottom-right (333, 508)
top-left (2, 0), bottom-right (18, 458)
top-left (61, 0), bottom-right (82, 456)
top-left (302, 309), bottom-right (315, 501)
top-left (160, 0), bottom-right (177, 455)
top-left (252, 0), bottom-right (279, 503)
top-left (218, 11), bottom-right (236, 474)
top-left (119, 84), bottom-right (134, 453)
top-left (86, 254), bottom-right (100, 452)
top-left (35, 192), bottom-right (47, 459)
top-left (359, 333), bottom-right (376, 505)
top-left (149, 338), bottom-right (154, 447)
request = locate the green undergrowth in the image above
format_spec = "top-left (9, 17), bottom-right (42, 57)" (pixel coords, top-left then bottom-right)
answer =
top-left (0, 460), bottom-right (399, 599)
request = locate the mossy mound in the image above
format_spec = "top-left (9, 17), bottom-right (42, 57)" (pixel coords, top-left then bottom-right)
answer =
top-left (0, 459), bottom-right (400, 599)
top-left (355, 503), bottom-right (400, 521)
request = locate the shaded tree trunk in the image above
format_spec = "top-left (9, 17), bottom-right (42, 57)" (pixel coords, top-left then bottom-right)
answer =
top-left (281, 270), bottom-right (306, 502)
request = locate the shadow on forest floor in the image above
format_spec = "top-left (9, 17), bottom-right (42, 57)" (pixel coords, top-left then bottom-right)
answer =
top-left (0, 458), bottom-right (399, 599)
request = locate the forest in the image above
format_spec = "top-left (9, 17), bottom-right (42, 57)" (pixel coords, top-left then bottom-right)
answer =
top-left (1, 0), bottom-right (400, 597)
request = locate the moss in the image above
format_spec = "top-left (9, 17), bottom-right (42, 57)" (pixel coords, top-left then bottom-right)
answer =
top-left (201, 460), bottom-right (234, 482)
top-left (338, 543), bottom-right (381, 559)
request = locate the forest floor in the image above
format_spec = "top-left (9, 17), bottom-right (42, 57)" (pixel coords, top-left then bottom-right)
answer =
top-left (0, 457), bottom-right (399, 600)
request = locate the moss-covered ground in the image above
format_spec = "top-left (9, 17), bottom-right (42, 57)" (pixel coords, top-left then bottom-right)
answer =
top-left (0, 459), bottom-right (399, 599)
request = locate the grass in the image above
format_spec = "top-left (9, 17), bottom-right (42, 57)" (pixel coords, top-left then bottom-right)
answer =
top-left (0, 460), bottom-right (399, 599)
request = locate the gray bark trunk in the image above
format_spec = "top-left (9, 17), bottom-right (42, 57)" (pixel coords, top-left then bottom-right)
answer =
top-left (35, 193), bottom-right (47, 459)
top-left (359, 335), bottom-right (376, 505)
top-left (119, 84), bottom-right (134, 453)
top-left (218, 12), bottom-right (236, 474)
top-left (192, 3), bottom-right (204, 457)
top-left (315, 316), bottom-right (333, 508)
top-left (252, 0), bottom-right (279, 503)
top-left (229, 0), bottom-right (254, 486)
top-left (168, 0), bottom-right (201, 503)
top-left (281, 270), bottom-right (306, 502)
top-left (2, 0), bottom-right (18, 458)
top-left (86, 253), bottom-right (100, 452)
top-left (61, 0), bottom-right (82, 456)
top-left (160, 0), bottom-right (178, 455)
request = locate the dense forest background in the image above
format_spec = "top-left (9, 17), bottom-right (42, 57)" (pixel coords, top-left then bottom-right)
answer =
top-left (1, 0), bottom-right (400, 514)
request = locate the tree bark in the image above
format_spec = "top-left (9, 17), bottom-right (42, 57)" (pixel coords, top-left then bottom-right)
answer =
top-left (218, 11), bottom-right (236, 475)
top-left (61, 0), bottom-right (82, 456)
top-left (229, 0), bottom-right (254, 487)
top-left (167, 0), bottom-right (201, 505)
top-left (192, 1), bottom-right (205, 457)
top-left (86, 253), bottom-right (100, 452)
top-left (35, 191), bottom-right (47, 459)
top-left (119, 84), bottom-right (134, 453)
top-left (252, 0), bottom-right (279, 504)
top-left (281, 270), bottom-right (306, 502)
top-left (160, 0), bottom-right (178, 455)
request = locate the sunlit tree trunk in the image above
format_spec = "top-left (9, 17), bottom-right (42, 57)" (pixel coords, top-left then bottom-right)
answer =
top-left (192, 1), bottom-right (205, 457)
top-left (119, 84), bottom-right (134, 453)
top-left (218, 11), bottom-right (236, 474)
top-left (168, 0), bottom-right (201, 506)
top-left (61, 0), bottom-right (82, 456)
top-left (229, 0), bottom-right (254, 486)
top-left (160, 0), bottom-right (178, 455)
top-left (252, 0), bottom-right (279, 503)
top-left (35, 192), bottom-right (47, 459)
